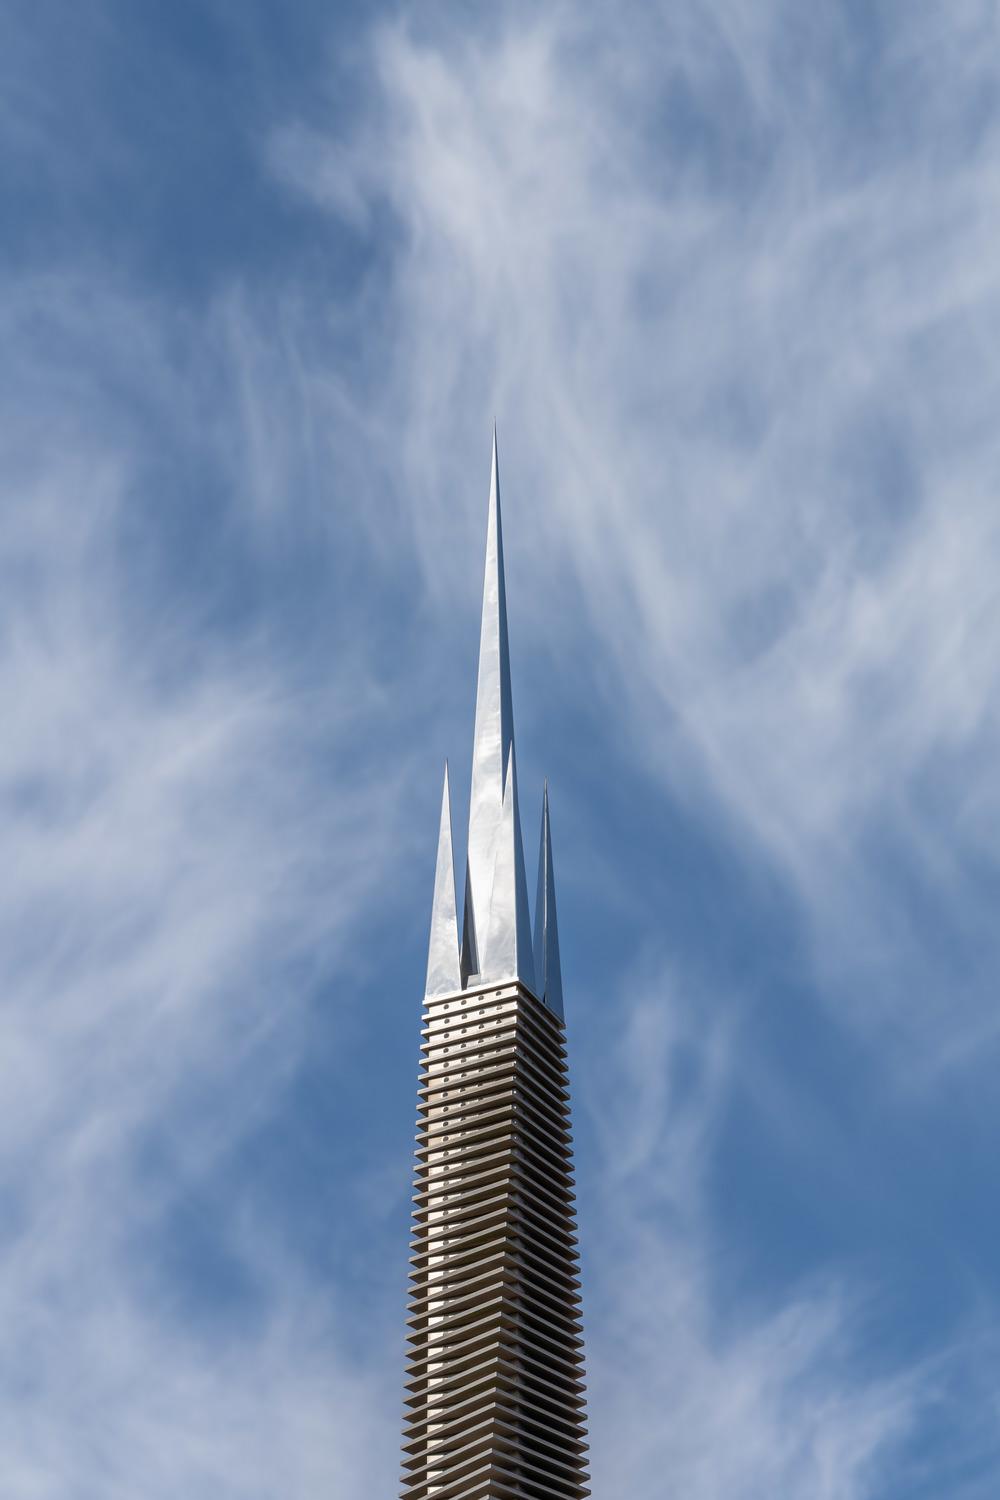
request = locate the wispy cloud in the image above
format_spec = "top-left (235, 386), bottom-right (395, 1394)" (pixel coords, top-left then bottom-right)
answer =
top-left (583, 967), bottom-right (920, 1499)
top-left (0, 274), bottom-right (407, 1495)
top-left (269, 1), bottom-right (1000, 1064)
top-left (4, 4), bottom-right (1000, 1495)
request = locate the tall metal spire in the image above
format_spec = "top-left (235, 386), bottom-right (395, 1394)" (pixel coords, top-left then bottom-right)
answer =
top-left (422, 429), bottom-right (547, 1000)
top-left (425, 763), bottom-right (462, 998)
top-left (406, 430), bottom-right (588, 1500)
top-left (461, 428), bottom-right (533, 991)
top-left (533, 779), bottom-right (564, 1021)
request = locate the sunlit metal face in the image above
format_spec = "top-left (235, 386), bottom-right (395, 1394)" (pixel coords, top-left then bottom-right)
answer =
top-left (464, 430), bottom-right (515, 981)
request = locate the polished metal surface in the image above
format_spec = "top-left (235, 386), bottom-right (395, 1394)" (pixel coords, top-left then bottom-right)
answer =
top-left (425, 762), bottom-right (463, 999)
top-left (460, 429), bottom-right (534, 994)
top-left (532, 781), bottom-right (564, 1023)
top-left (405, 432), bottom-right (589, 1499)
top-left (480, 744), bottom-right (536, 993)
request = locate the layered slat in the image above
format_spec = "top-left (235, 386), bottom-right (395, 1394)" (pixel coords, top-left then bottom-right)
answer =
top-left (401, 980), bottom-right (589, 1500)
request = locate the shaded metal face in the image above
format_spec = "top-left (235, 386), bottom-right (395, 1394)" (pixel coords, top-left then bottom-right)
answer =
top-left (533, 780), bottom-right (564, 1022)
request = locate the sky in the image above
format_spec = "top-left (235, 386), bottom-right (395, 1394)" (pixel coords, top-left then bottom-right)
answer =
top-left (2, 1), bottom-right (1000, 1496)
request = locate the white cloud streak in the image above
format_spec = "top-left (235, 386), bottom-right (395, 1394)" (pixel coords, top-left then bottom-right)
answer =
top-left (5, 3), bottom-right (1000, 1494)
top-left (261, 10), bottom-right (1000, 1487)
top-left (583, 969), bottom-right (919, 1500)
top-left (269, 0), bottom-right (1000, 1061)
top-left (0, 277), bottom-right (405, 1496)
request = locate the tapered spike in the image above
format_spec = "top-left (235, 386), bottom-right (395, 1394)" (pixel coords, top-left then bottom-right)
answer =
top-left (481, 745), bottom-right (536, 992)
top-left (425, 763), bottom-right (462, 998)
top-left (533, 781), bottom-right (564, 1021)
top-left (463, 428), bottom-right (515, 973)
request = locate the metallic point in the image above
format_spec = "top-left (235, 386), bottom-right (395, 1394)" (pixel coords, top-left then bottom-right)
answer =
top-left (425, 762), bottom-right (462, 999)
top-left (533, 778), bottom-right (565, 1021)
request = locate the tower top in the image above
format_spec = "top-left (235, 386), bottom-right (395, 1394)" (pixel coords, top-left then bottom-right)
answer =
top-left (424, 430), bottom-right (564, 1016)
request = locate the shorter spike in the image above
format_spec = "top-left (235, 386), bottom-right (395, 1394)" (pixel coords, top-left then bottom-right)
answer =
top-left (425, 763), bottom-right (462, 998)
top-left (533, 781), bottom-right (564, 1021)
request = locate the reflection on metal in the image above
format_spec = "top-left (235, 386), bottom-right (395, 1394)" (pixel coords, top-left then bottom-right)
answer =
top-left (533, 780), bottom-right (564, 1022)
top-left (481, 745), bottom-right (536, 992)
top-left (405, 432), bottom-right (589, 1500)
top-left (425, 763), bottom-right (462, 999)
top-left (461, 427), bottom-right (533, 992)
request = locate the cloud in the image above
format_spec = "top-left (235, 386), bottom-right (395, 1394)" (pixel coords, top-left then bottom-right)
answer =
top-left (267, 0), bottom-right (1000, 1066)
top-left (0, 274), bottom-right (408, 1495)
top-left (582, 967), bottom-right (919, 1500)
top-left (4, 5), bottom-right (1000, 1495)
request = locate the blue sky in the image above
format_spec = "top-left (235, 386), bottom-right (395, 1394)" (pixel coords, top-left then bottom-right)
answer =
top-left (3, 1), bottom-right (1000, 1495)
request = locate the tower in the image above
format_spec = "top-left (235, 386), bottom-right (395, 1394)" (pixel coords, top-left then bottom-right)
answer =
top-left (401, 434), bottom-right (590, 1499)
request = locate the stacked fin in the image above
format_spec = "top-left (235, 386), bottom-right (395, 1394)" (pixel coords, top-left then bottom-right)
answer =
top-left (402, 979), bottom-right (589, 1499)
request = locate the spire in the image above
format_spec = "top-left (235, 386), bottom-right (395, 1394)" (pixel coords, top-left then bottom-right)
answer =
top-left (533, 781), bottom-right (564, 1021)
top-left (481, 745), bottom-right (536, 990)
top-left (425, 763), bottom-right (462, 998)
top-left (463, 428), bottom-right (525, 983)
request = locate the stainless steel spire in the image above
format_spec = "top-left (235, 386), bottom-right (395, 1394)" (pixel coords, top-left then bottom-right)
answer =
top-left (425, 763), bottom-right (462, 999)
top-left (533, 780), bottom-right (564, 1022)
top-left (403, 431), bottom-right (589, 1500)
top-left (462, 428), bottom-right (533, 989)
